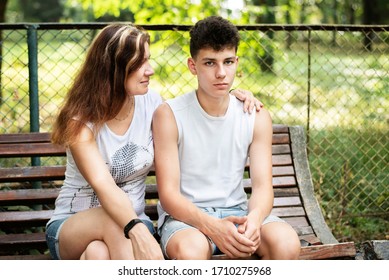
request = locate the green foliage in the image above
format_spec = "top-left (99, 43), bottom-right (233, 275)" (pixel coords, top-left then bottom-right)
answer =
top-left (309, 127), bottom-right (389, 241)
top-left (69, 0), bottom-right (223, 24)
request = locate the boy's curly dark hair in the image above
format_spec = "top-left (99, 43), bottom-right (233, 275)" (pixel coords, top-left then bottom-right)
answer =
top-left (189, 16), bottom-right (240, 58)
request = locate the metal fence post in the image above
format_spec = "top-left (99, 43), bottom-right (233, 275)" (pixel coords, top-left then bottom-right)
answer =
top-left (306, 29), bottom-right (311, 147)
top-left (27, 24), bottom-right (40, 133)
top-left (26, 24), bottom-right (42, 197)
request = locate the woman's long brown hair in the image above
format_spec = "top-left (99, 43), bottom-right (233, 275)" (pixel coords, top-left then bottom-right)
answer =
top-left (51, 24), bottom-right (150, 146)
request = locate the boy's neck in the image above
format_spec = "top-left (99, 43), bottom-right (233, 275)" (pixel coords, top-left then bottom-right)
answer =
top-left (195, 89), bottom-right (230, 117)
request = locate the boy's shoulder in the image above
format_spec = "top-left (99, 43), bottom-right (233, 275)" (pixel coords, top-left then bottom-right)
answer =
top-left (166, 90), bottom-right (196, 110)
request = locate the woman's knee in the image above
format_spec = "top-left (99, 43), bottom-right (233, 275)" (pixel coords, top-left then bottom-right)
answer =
top-left (81, 240), bottom-right (110, 260)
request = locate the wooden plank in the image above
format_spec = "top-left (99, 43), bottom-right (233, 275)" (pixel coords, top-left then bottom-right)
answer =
top-left (0, 236), bottom-right (354, 261)
top-left (289, 126), bottom-right (338, 244)
top-left (0, 254), bottom-right (51, 260)
top-left (293, 226), bottom-right (314, 236)
top-left (0, 232), bottom-right (46, 246)
top-left (0, 166), bottom-right (66, 183)
top-left (299, 242), bottom-right (356, 260)
top-left (272, 124), bottom-right (288, 133)
top-left (272, 154), bottom-right (292, 166)
top-left (272, 144), bottom-right (291, 155)
top-left (273, 196), bottom-right (301, 207)
top-left (272, 166), bottom-right (294, 176)
top-left (0, 210), bottom-right (53, 224)
top-left (273, 187), bottom-right (299, 197)
top-left (299, 234), bottom-right (322, 245)
top-left (242, 180), bottom-right (300, 197)
top-left (271, 206), bottom-right (306, 217)
top-left (272, 134), bottom-right (290, 145)
top-left (282, 216), bottom-right (310, 227)
top-left (0, 125), bottom-right (286, 144)
top-left (272, 176), bottom-right (296, 187)
top-left (0, 188), bottom-right (60, 206)
top-left (0, 143), bottom-right (65, 158)
top-left (0, 133), bottom-right (51, 144)
top-left (211, 242), bottom-right (356, 260)
top-left (243, 177), bottom-right (297, 189)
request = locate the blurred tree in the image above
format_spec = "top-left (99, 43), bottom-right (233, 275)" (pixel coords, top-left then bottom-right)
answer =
top-left (0, 0), bottom-right (7, 104)
top-left (0, 0), bottom-right (6, 22)
top-left (70, 0), bottom-right (222, 24)
top-left (246, 0), bottom-right (276, 72)
top-left (363, 0), bottom-right (379, 51)
top-left (19, 0), bottom-right (64, 22)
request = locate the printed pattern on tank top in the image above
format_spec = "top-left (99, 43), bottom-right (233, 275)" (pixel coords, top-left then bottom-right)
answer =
top-left (110, 142), bottom-right (151, 181)
top-left (69, 141), bottom-right (152, 212)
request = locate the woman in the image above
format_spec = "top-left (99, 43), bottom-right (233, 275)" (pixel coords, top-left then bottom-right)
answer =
top-left (46, 23), bottom-right (262, 260)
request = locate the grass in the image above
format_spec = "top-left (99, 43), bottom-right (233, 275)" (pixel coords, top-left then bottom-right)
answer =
top-left (0, 29), bottom-right (388, 243)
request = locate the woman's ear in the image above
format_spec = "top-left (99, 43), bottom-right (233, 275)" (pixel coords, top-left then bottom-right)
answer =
top-left (187, 57), bottom-right (197, 75)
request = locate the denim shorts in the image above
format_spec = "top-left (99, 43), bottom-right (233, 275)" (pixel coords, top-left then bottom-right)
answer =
top-left (159, 207), bottom-right (284, 258)
top-left (46, 218), bottom-right (155, 260)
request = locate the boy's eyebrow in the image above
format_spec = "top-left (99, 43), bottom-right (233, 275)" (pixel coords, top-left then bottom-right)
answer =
top-left (201, 56), bottom-right (236, 61)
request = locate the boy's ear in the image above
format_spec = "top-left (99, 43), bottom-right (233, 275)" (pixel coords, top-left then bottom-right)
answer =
top-left (187, 57), bottom-right (197, 75)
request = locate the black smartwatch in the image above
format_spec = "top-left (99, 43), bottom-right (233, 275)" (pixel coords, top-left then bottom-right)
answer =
top-left (124, 218), bottom-right (144, 239)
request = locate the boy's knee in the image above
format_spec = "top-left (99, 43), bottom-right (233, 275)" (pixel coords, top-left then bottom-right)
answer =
top-left (271, 232), bottom-right (301, 260)
top-left (167, 235), bottom-right (211, 260)
top-left (259, 223), bottom-right (301, 260)
top-left (174, 247), bottom-right (210, 260)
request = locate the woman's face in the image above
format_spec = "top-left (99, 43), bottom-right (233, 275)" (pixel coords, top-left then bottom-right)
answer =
top-left (125, 42), bottom-right (154, 96)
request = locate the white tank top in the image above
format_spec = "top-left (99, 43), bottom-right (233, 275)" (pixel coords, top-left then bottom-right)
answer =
top-left (48, 89), bottom-right (162, 225)
top-left (158, 90), bottom-right (255, 227)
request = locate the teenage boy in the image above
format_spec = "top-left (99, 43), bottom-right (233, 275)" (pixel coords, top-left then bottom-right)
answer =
top-left (152, 16), bottom-right (301, 260)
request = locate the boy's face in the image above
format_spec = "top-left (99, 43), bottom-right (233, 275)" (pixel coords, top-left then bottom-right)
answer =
top-left (188, 47), bottom-right (238, 98)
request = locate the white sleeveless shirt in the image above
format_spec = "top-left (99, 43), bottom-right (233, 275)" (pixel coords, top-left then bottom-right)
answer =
top-left (48, 89), bottom-right (162, 225)
top-left (157, 90), bottom-right (256, 227)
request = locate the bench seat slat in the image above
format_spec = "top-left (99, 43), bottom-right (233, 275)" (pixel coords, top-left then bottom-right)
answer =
top-left (298, 242), bottom-right (356, 260)
top-left (282, 216), bottom-right (309, 227)
top-left (212, 242), bottom-right (356, 260)
top-left (299, 234), bottom-right (322, 245)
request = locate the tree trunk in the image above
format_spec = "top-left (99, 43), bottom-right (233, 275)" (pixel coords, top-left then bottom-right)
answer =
top-left (363, 0), bottom-right (379, 51)
top-left (0, 0), bottom-right (8, 105)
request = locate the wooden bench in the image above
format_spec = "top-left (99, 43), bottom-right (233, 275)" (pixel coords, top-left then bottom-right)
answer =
top-left (0, 124), bottom-right (356, 260)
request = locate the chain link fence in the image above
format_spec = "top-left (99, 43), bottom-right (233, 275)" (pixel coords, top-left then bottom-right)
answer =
top-left (0, 23), bottom-right (388, 242)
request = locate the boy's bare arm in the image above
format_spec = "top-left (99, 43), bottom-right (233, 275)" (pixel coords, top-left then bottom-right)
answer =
top-left (243, 108), bottom-right (274, 248)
